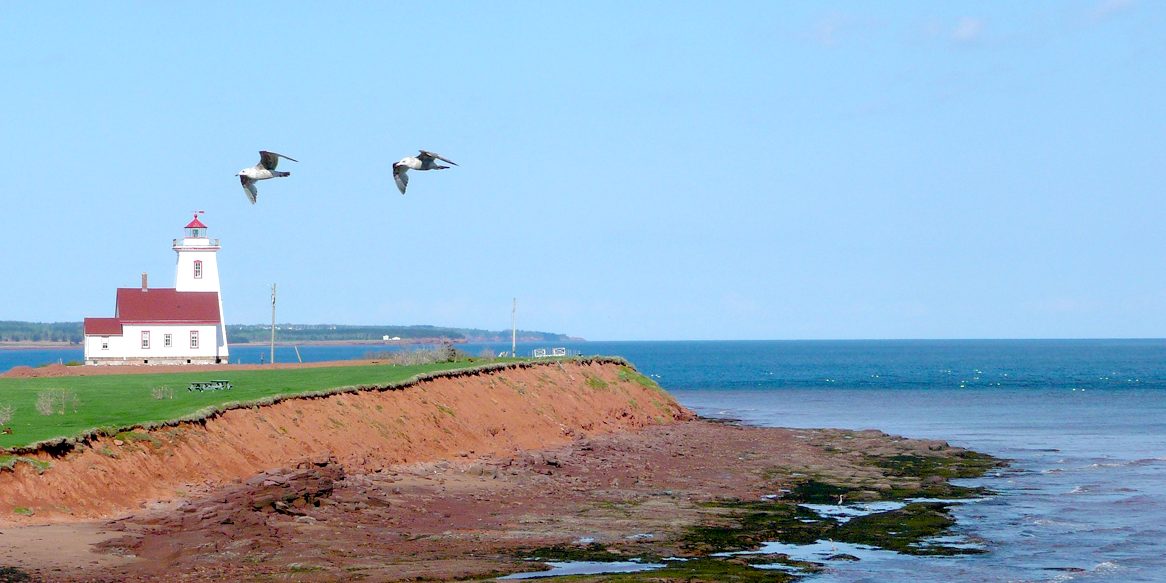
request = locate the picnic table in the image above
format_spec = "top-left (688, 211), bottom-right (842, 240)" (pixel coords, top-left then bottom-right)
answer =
top-left (187, 379), bottom-right (233, 392)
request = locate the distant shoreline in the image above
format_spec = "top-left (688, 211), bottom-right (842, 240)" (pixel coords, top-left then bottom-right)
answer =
top-left (0, 338), bottom-right (583, 351)
top-left (0, 342), bottom-right (79, 350)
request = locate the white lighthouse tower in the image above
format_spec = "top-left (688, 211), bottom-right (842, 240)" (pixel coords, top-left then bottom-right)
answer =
top-left (173, 212), bottom-right (230, 352)
top-left (174, 212), bottom-right (221, 292)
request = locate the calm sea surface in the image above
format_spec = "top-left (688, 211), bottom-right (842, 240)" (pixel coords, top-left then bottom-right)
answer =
top-left (3, 339), bottom-right (1165, 581)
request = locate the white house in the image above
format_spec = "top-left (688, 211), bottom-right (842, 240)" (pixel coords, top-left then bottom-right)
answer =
top-left (83, 213), bottom-right (230, 365)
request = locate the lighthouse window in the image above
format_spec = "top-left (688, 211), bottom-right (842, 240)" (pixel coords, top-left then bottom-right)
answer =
top-left (194, 260), bottom-right (203, 279)
top-left (190, 330), bottom-right (200, 349)
top-left (141, 331), bottom-right (151, 350)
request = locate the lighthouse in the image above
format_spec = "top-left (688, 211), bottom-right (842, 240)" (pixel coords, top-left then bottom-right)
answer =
top-left (173, 212), bottom-right (230, 352)
top-left (174, 212), bottom-right (222, 293)
top-left (82, 213), bottom-right (230, 365)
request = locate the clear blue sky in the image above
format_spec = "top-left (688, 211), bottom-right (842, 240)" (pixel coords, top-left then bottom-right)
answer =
top-left (1, 2), bottom-right (1162, 340)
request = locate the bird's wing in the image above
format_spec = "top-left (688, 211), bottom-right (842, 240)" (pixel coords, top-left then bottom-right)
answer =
top-left (259, 150), bottom-right (298, 170)
top-left (420, 150), bottom-right (458, 166)
top-left (393, 164), bottom-right (409, 194)
top-left (240, 176), bottom-right (258, 204)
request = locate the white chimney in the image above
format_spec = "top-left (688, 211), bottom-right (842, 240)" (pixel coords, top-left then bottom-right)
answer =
top-left (141, 272), bottom-right (148, 292)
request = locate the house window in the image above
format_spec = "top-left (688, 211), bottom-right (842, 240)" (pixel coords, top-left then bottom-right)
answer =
top-left (190, 330), bottom-right (200, 349)
top-left (164, 333), bottom-right (173, 348)
top-left (194, 260), bottom-right (203, 279)
top-left (141, 331), bottom-right (151, 349)
top-left (101, 338), bottom-right (109, 350)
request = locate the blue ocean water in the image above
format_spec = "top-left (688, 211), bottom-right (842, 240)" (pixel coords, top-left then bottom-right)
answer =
top-left (605, 340), bottom-right (1166, 582)
top-left (3, 339), bottom-right (1165, 581)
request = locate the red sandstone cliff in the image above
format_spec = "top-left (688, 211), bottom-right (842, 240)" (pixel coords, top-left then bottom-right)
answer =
top-left (0, 360), bottom-right (693, 523)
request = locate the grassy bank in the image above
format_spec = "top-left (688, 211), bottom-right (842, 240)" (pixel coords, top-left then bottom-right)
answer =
top-left (0, 358), bottom-right (592, 452)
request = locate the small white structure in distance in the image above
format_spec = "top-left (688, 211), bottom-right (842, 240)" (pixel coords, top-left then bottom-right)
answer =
top-left (82, 213), bottom-right (230, 365)
top-left (532, 347), bottom-right (571, 358)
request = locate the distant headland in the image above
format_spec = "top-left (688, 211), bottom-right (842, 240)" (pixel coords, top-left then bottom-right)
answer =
top-left (0, 321), bottom-right (581, 347)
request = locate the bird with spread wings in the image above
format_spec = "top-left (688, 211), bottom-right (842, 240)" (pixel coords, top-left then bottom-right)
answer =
top-left (237, 150), bottom-right (298, 204)
top-left (392, 150), bottom-right (457, 195)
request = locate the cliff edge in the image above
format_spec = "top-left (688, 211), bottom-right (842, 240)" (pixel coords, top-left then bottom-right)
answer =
top-left (0, 359), bottom-right (693, 522)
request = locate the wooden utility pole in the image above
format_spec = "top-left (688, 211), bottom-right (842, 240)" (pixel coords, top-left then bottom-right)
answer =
top-left (511, 297), bottom-right (517, 358)
top-left (270, 283), bottom-right (277, 365)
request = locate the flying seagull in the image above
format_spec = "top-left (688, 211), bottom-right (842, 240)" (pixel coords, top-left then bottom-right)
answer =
top-left (237, 150), bottom-right (298, 204)
top-left (393, 150), bottom-right (457, 195)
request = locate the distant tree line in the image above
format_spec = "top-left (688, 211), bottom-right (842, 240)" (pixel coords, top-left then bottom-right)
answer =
top-left (0, 321), bottom-right (575, 344)
top-left (227, 324), bottom-right (575, 344)
top-left (0, 321), bottom-right (83, 343)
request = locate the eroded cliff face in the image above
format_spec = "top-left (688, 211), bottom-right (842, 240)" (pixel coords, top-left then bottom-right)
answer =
top-left (0, 360), bottom-right (693, 522)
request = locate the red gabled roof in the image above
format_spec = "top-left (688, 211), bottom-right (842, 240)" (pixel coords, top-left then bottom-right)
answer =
top-left (84, 317), bottom-right (123, 336)
top-left (185, 215), bottom-right (207, 229)
top-left (115, 288), bottom-right (221, 324)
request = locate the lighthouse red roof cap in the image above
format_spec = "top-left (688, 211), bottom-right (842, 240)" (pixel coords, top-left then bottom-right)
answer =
top-left (185, 214), bottom-right (207, 229)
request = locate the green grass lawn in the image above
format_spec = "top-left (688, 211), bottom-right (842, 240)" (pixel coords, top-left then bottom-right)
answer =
top-left (0, 359), bottom-right (520, 451)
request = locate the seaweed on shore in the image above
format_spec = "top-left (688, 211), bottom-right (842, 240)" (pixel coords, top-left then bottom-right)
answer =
top-left (503, 421), bottom-right (1006, 580)
top-left (868, 451), bottom-right (1004, 479)
top-left (508, 496), bottom-right (974, 581)
top-left (787, 479), bottom-right (853, 504)
top-left (836, 502), bottom-right (968, 555)
top-left (599, 556), bottom-right (806, 582)
top-left (505, 546), bottom-right (807, 582)
top-left (867, 451), bottom-right (1005, 500)
top-left (684, 501), bottom-right (824, 552)
top-left (516, 542), bottom-right (647, 564)
top-left (0, 566), bottom-right (31, 583)
top-left (681, 493), bottom-right (985, 561)
top-left (682, 444), bottom-right (1005, 558)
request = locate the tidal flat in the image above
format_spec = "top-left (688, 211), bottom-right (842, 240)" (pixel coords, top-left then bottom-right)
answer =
top-left (0, 419), bottom-right (1003, 582)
